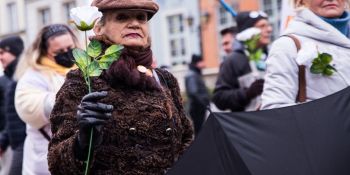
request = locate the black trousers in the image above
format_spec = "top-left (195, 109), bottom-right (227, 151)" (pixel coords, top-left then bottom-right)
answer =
top-left (9, 143), bottom-right (23, 175)
top-left (189, 108), bottom-right (206, 136)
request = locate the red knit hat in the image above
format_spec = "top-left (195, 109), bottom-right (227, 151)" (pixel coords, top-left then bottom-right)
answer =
top-left (91, 0), bottom-right (159, 20)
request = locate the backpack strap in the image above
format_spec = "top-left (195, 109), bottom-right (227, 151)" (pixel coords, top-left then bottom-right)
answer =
top-left (283, 34), bottom-right (307, 103)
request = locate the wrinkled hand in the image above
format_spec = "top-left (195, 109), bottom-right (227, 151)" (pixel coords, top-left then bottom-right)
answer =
top-left (76, 91), bottom-right (113, 150)
top-left (245, 79), bottom-right (264, 99)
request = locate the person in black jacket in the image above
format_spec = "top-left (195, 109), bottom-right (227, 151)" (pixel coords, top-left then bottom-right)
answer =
top-left (0, 76), bottom-right (8, 131)
top-left (212, 11), bottom-right (272, 112)
top-left (185, 55), bottom-right (210, 135)
top-left (0, 36), bottom-right (26, 175)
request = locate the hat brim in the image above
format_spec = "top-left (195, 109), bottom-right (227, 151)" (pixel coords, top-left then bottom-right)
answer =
top-left (100, 8), bottom-right (157, 20)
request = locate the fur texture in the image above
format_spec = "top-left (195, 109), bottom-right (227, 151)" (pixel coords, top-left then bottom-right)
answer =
top-left (48, 68), bottom-right (193, 175)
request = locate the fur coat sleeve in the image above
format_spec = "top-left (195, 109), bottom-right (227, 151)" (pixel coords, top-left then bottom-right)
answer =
top-left (47, 70), bottom-right (88, 174)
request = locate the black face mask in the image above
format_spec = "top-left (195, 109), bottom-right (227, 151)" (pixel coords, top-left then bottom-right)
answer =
top-left (54, 49), bottom-right (75, 68)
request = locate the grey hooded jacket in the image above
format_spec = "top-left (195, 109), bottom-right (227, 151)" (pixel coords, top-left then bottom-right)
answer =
top-left (261, 8), bottom-right (350, 109)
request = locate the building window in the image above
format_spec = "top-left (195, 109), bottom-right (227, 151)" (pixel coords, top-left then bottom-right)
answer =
top-left (63, 1), bottom-right (76, 22)
top-left (216, 3), bottom-right (237, 61)
top-left (218, 7), bottom-right (232, 26)
top-left (7, 2), bottom-right (18, 32)
top-left (167, 15), bottom-right (184, 34)
top-left (263, 0), bottom-right (273, 16)
top-left (262, 0), bottom-right (282, 40)
top-left (167, 14), bottom-right (187, 65)
top-left (217, 3), bottom-right (237, 28)
top-left (39, 8), bottom-right (51, 26)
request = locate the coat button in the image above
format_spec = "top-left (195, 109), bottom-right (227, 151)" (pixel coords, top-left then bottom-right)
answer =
top-left (166, 128), bottom-right (172, 134)
top-left (129, 127), bottom-right (136, 134)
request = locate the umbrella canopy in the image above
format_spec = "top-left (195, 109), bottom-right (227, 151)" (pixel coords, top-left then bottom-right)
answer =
top-left (167, 87), bottom-right (350, 175)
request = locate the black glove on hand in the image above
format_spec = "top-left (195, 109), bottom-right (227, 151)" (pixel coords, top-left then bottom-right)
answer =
top-left (75, 91), bottom-right (113, 156)
top-left (245, 79), bottom-right (264, 100)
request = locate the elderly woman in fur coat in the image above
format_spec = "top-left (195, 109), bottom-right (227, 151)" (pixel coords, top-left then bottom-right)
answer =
top-left (47, 0), bottom-right (194, 174)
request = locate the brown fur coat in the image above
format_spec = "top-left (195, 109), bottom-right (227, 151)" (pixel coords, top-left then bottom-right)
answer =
top-left (48, 68), bottom-right (193, 175)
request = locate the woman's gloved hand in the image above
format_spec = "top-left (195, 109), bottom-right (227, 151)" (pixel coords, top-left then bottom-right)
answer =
top-left (245, 79), bottom-right (264, 100)
top-left (74, 91), bottom-right (113, 159)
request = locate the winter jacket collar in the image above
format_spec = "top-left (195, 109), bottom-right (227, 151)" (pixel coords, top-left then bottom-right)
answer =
top-left (39, 57), bottom-right (72, 75)
top-left (4, 58), bottom-right (18, 79)
top-left (320, 11), bottom-right (350, 36)
top-left (284, 8), bottom-right (350, 49)
top-left (233, 41), bottom-right (245, 54)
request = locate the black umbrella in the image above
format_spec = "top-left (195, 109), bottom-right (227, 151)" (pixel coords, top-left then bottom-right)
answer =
top-left (167, 87), bottom-right (350, 175)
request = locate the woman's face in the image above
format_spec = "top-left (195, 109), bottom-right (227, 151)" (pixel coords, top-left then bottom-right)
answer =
top-left (46, 33), bottom-right (75, 60)
top-left (94, 10), bottom-right (149, 47)
top-left (305, 0), bottom-right (346, 18)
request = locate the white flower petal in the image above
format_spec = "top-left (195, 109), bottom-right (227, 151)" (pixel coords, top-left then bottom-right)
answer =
top-left (236, 27), bottom-right (261, 41)
top-left (70, 6), bottom-right (102, 29)
top-left (296, 42), bottom-right (318, 65)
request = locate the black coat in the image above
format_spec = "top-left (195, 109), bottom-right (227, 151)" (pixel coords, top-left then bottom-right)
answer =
top-left (0, 76), bottom-right (9, 131)
top-left (185, 66), bottom-right (210, 115)
top-left (0, 60), bottom-right (26, 150)
top-left (212, 43), bottom-right (252, 112)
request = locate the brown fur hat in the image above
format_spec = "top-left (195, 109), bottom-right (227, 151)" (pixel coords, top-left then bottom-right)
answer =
top-left (91, 0), bottom-right (159, 19)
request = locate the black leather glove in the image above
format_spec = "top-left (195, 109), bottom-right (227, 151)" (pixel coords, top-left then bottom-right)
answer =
top-left (74, 91), bottom-right (113, 159)
top-left (245, 79), bottom-right (264, 100)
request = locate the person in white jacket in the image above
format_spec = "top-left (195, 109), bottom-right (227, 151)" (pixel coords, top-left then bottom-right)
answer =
top-left (14, 24), bottom-right (79, 175)
top-left (261, 0), bottom-right (350, 109)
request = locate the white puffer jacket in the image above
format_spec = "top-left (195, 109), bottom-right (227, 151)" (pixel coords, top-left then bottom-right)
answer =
top-left (261, 8), bottom-right (350, 109)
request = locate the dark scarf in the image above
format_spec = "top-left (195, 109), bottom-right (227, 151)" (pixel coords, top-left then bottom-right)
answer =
top-left (90, 35), bottom-right (159, 91)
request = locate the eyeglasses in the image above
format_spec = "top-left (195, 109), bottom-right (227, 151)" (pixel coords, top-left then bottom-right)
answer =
top-left (249, 11), bottom-right (268, 19)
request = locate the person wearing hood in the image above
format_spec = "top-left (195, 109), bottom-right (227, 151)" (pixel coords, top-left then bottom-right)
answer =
top-left (185, 54), bottom-right (210, 136)
top-left (0, 36), bottom-right (24, 175)
top-left (212, 11), bottom-right (273, 112)
top-left (47, 0), bottom-right (194, 174)
top-left (14, 24), bottom-right (79, 175)
top-left (261, 0), bottom-right (350, 109)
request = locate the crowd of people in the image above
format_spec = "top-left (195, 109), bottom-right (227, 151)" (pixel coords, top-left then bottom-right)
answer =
top-left (0, 0), bottom-right (349, 174)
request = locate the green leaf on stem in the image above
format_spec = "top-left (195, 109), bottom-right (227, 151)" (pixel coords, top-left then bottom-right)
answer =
top-left (323, 67), bottom-right (335, 76)
top-left (72, 48), bottom-right (91, 73)
top-left (99, 53), bottom-right (118, 69)
top-left (87, 60), bottom-right (102, 77)
top-left (310, 63), bottom-right (325, 74)
top-left (310, 52), bottom-right (336, 76)
top-left (98, 45), bottom-right (123, 69)
top-left (87, 40), bottom-right (102, 58)
top-left (320, 53), bottom-right (332, 64)
top-left (105, 45), bottom-right (124, 55)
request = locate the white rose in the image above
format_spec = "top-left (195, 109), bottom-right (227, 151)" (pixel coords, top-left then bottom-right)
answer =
top-left (296, 42), bottom-right (318, 65)
top-left (70, 6), bottom-right (102, 31)
top-left (236, 27), bottom-right (261, 41)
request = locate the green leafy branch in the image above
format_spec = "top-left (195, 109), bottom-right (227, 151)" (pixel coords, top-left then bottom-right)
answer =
top-left (310, 52), bottom-right (337, 76)
top-left (244, 34), bottom-right (263, 62)
top-left (72, 40), bottom-right (124, 92)
top-left (72, 39), bottom-right (123, 175)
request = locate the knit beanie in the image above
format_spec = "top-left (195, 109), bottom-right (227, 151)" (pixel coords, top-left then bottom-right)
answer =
top-left (236, 11), bottom-right (268, 33)
top-left (191, 54), bottom-right (203, 65)
top-left (0, 36), bottom-right (24, 57)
